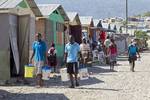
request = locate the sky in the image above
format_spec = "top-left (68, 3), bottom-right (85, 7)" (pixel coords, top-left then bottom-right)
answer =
top-left (35, 0), bottom-right (150, 19)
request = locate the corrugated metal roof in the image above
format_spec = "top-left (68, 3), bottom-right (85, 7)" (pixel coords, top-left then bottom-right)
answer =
top-left (0, 0), bottom-right (7, 6)
top-left (66, 12), bottom-right (78, 22)
top-left (80, 16), bottom-right (93, 25)
top-left (38, 4), bottom-right (60, 16)
top-left (26, 0), bottom-right (42, 17)
top-left (0, 0), bottom-right (42, 17)
top-left (38, 4), bottom-right (69, 21)
top-left (0, 0), bottom-right (22, 8)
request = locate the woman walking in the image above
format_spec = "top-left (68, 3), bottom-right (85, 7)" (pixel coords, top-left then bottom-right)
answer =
top-left (108, 39), bottom-right (117, 71)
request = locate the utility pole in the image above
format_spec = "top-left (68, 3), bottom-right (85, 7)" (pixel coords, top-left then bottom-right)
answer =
top-left (126, 0), bottom-right (128, 34)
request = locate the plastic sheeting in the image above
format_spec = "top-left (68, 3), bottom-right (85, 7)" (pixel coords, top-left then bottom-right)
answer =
top-left (9, 14), bottom-right (20, 74)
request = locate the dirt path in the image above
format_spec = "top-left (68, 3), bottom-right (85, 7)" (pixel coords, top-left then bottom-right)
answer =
top-left (0, 50), bottom-right (150, 100)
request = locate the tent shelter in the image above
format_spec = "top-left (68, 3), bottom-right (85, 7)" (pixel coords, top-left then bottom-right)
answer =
top-left (0, 0), bottom-right (42, 80)
top-left (38, 4), bottom-right (69, 61)
top-left (113, 34), bottom-right (129, 54)
top-left (80, 16), bottom-right (94, 41)
top-left (66, 12), bottom-right (82, 44)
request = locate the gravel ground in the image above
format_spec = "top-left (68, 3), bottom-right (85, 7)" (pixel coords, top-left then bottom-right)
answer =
top-left (0, 50), bottom-right (150, 100)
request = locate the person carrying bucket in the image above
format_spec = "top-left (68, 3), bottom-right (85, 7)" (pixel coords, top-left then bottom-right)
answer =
top-left (64, 35), bottom-right (82, 88)
top-left (30, 33), bottom-right (47, 88)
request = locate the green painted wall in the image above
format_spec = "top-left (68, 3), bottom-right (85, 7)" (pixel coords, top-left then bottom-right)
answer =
top-left (17, 1), bottom-right (65, 62)
top-left (49, 11), bottom-right (64, 23)
top-left (17, 0), bottom-right (29, 8)
top-left (49, 10), bottom-right (65, 59)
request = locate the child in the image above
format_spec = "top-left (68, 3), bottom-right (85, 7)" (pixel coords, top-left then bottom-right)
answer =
top-left (47, 43), bottom-right (57, 73)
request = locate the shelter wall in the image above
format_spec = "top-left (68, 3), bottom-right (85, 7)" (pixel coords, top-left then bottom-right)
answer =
top-left (49, 10), bottom-right (64, 23)
top-left (70, 25), bottom-right (82, 44)
top-left (36, 19), bottom-right (46, 38)
top-left (0, 14), bottom-right (10, 80)
top-left (18, 0), bottom-right (29, 8)
top-left (116, 39), bottom-right (127, 54)
top-left (36, 18), bottom-right (54, 49)
top-left (45, 19), bottom-right (54, 48)
top-left (18, 15), bottom-right (30, 75)
top-left (49, 11), bottom-right (65, 60)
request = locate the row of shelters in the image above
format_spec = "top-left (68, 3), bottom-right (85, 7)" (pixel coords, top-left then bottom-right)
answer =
top-left (0, 0), bottom-right (127, 80)
top-left (0, 0), bottom-right (95, 80)
top-left (0, 0), bottom-right (42, 80)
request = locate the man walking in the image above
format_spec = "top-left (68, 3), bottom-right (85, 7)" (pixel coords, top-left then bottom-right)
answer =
top-left (64, 35), bottom-right (81, 88)
top-left (128, 40), bottom-right (140, 72)
top-left (30, 33), bottom-right (47, 87)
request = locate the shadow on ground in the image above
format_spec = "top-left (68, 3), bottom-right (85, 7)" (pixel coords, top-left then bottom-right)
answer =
top-left (3, 75), bottom-right (104, 88)
top-left (44, 76), bottom-right (104, 87)
top-left (79, 77), bottom-right (104, 86)
top-left (0, 89), bottom-right (69, 100)
top-left (88, 66), bottom-right (117, 75)
top-left (76, 87), bottom-right (120, 91)
top-left (2, 65), bottom-right (113, 87)
top-left (2, 63), bottom-right (121, 88)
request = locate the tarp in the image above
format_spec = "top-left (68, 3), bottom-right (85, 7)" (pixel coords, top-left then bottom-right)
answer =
top-left (18, 15), bottom-right (30, 75)
top-left (9, 14), bottom-right (20, 74)
top-left (116, 40), bottom-right (126, 54)
top-left (0, 13), bottom-right (10, 80)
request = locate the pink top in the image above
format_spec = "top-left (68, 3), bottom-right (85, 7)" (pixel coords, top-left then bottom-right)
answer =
top-left (109, 44), bottom-right (117, 55)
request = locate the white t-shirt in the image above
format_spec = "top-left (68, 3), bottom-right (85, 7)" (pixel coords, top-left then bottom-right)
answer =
top-left (80, 43), bottom-right (90, 56)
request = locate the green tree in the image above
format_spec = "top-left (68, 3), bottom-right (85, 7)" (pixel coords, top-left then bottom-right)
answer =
top-left (134, 30), bottom-right (149, 39)
top-left (143, 11), bottom-right (150, 17)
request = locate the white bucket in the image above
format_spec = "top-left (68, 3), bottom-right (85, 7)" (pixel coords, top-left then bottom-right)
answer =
top-left (42, 66), bottom-right (51, 80)
top-left (60, 68), bottom-right (69, 82)
top-left (79, 68), bottom-right (89, 80)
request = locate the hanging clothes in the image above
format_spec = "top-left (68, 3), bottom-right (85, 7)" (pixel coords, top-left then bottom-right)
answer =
top-left (99, 31), bottom-right (106, 44)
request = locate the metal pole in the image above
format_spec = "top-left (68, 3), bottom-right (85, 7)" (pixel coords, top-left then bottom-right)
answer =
top-left (126, 0), bottom-right (128, 34)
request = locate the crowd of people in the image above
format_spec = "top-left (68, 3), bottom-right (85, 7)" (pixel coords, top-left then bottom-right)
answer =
top-left (29, 33), bottom-right (141, 88)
